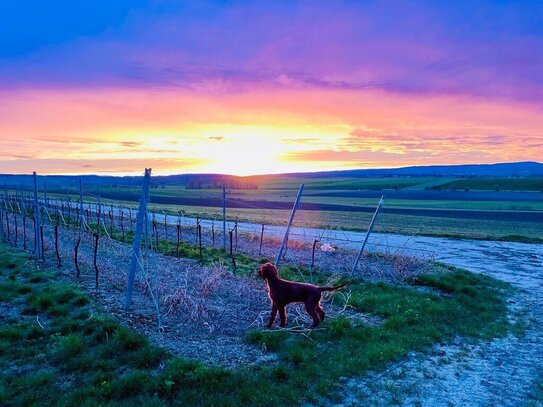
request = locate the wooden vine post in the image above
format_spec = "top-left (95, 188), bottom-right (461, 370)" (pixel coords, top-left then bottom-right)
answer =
top-left (198, 223), bottom-right (203, 262)
top-left (32, 172), bottom-right (43, 260)
top-left (229, 229), bottom-right (237, 271)
top-left (54, 224), bottom-right (61, 268)
top-left (22, 214), bottom-right (26, 251)
top-left (120, 209), bottom-right (125, 241)
top-left (14, 213), bottom-right (18, 247)
top-left (234, 220), bottom-right (238, 252)
top-left (176, 220), bottom-right (181, 258)
top-left (6, 213), bottom-right (10, 242)
top-left (211, 219), bottom-right (215, 246)
top-left (311, 239), bottom-right (319, 268)
top-left (259, 224), bottom-right (265, 255)
top-left (93, 233), bottom-right (99, 289)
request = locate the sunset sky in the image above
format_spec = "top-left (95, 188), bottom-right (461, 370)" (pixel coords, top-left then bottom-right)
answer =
top-left (1, 1), bottom-right (542, 176)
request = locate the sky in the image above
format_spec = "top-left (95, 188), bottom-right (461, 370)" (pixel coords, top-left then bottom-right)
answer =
top-left (0, 1), bottom-right (542, 176)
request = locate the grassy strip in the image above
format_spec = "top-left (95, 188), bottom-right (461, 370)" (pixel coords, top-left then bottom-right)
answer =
top-left (0, 241), bottom-right (512, 406)
top-left (439, 178), bottom-right (543, 192)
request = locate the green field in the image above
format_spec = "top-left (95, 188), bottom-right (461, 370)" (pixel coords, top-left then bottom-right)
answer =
top-left (41, 173), bottom-right (543, 243)
top-left (244, 175), bottom-right (543, 192)
top-left (439, 178), bottom-right (543, 192)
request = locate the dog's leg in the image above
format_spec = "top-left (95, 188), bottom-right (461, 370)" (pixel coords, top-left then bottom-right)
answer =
top-left (316, 303), bottom-right (325, 321)
top-left (304, 300), bottom-right (320, 328)
top-left (267, 304), bottom-right (278, 328)
top-left (279, 306), bottom-right (288, 327)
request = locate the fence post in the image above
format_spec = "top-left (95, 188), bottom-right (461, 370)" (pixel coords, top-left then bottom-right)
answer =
top-left (54, 224), bottom-right (60, 268)
top-left (176, 220), bottom-right (181, 258)
top-left (198, 223), bottom-right (203, 262)
top-left (222, 186), bottom-right (226, 251)
top-left (79, 179), bottom-right (84, 232)
top-left (23, 215), bottom-right (27, 250)
top-left (33, 172), bottom-right (42, 260)
top-left (211, 219), bottom-right (215, 246)
top-left (275, 184), bottom-right (304, 267)
top-left (120, 209), bottom-right (125, 241)
top-left (311, 239), bottom-right (319, 268)
top-left (125, 168), bottom-right (152, 309)
top-left (0, 195), bottom-right (4, 238)
top-left (93, 233), bottom-right (99, 289)
top-left (97, 190), bottom-right (101, 233)
top-left (259, 224), bottom-right (264, 255)
top-left (351, 195), bottom-right (384, 274)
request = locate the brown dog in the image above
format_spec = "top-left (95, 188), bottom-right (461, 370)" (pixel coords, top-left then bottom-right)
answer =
top-left (258, 263), bottom-right (350, 328)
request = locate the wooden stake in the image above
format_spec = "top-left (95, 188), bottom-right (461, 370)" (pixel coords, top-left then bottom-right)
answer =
top-left (93, 233), bottom-right (99, 289)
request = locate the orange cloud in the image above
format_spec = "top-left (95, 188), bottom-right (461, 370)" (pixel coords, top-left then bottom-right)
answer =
top-left (0, 87), bottom-right (541, 175)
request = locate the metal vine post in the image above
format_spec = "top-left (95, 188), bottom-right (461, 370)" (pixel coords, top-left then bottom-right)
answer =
top-left (124, 168), bottom-right (152, 310)
top-left (351, 195), bottom-right (385, 275)
top-left (275, 184), bottom-right (304, 267)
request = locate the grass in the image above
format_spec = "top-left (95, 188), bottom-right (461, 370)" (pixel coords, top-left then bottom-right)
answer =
top-left (0, 240), bottom-right (514, 406)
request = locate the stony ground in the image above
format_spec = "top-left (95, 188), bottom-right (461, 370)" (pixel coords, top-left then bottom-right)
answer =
top-left (331, 237), bottom-right (543, 407)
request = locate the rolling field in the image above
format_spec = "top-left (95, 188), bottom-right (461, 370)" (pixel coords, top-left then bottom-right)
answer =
top-left (29, 175), bottom-right (543, 243)
top-left (439, 177), bottom-right (543, 192)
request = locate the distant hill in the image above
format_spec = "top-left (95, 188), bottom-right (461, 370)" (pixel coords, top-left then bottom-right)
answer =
top-left (0, 161), bottom-right (541, 190)
top-left (280, 161), bottom-right (543, 178)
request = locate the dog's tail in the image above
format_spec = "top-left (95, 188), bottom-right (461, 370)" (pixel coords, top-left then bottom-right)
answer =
top-left (319, 281), bottom-right (351, 292)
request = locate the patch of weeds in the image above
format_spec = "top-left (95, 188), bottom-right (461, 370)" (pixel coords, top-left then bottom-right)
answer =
top-left (0, 280), bottom-right (26, 301)
top-left (245, 329), bottom-right (285, 352)
top-left (55, 333), bottom-right (86, 360)
top-left (128, 345), bottom-right (168, 369)
top-left (116, 326), bottom-right (148, 351)
top-left (2, 371), bottom-right (59, 406)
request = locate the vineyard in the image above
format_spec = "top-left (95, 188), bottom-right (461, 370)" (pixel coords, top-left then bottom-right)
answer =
top-left (0, 171), bottom-right (436, 366)
top-left (1, 171), bottom-right (535, 405)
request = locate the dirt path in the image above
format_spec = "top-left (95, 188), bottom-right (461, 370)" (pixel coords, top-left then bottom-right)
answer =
top-left (331, 237), bottom-right (543, 406)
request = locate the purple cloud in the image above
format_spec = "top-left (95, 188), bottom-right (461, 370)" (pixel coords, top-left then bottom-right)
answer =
top-left (0, 1), bottom-right (541, 102)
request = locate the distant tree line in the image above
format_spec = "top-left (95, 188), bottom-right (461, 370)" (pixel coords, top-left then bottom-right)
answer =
top-left (186, 180), bottom-right (258, 190)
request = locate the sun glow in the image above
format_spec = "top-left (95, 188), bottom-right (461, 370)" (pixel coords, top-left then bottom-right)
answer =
top-left (1, 87), bottom-right (542, 175)
top-left (184, 125), bottom-right (341, 176)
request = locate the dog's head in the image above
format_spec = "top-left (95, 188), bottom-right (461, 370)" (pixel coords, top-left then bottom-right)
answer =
top-left (258, 262), bottom-right (278, 280)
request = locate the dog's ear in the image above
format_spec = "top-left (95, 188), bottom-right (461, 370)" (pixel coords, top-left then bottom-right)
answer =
top-left (262, 263), bottom-right (278, 278)
top-left (258, 263), bottom-right (277, 280)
